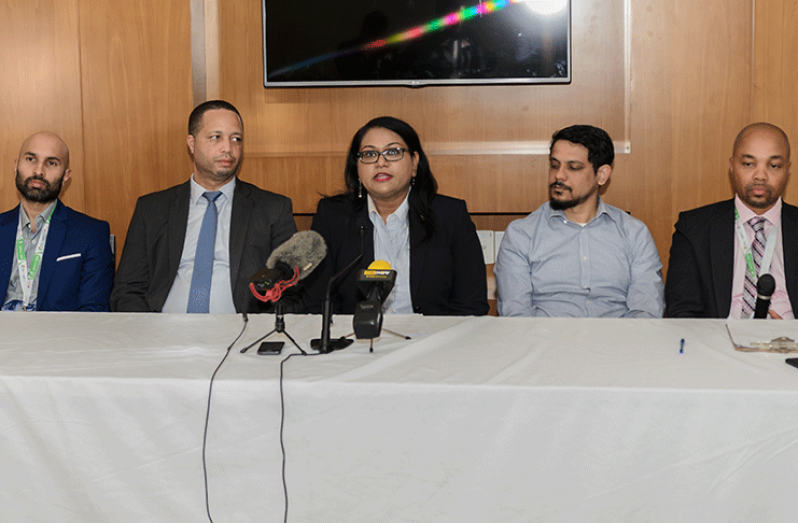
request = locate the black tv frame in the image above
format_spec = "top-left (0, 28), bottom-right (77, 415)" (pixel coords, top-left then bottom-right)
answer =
top-left (262, 0), bottom-right (572, 88)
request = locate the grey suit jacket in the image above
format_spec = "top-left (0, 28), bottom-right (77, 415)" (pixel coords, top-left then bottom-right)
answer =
top-left (110, 179), bottom-right (297, 313)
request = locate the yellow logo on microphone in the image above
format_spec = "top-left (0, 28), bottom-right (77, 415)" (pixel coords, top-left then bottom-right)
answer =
top-left (362, 259), bottom-right (394, 279)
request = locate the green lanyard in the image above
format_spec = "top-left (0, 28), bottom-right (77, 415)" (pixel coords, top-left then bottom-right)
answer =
top-left (15, 203), bottom-right (57, 308)
top-left (734, 207), bottom-right (777, 280)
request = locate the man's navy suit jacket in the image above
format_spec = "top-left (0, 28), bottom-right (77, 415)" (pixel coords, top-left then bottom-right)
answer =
top-left (0, 200), bottom-right (114, 311)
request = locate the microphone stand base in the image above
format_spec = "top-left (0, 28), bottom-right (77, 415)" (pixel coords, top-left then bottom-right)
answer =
top-left (380, 328), bottom-right (411, 340)
top-left (310, 337), bottom-right (354, 353)
top-left (240, 303), bottom-right (306, 354)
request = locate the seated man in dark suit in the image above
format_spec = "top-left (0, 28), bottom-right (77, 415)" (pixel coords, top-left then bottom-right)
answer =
top-left (111, 100), bottom-right (297, 313)
top-left (0, 132), bottom-right (114, 311)
top-left (666, 122), bottom-right (798, 318)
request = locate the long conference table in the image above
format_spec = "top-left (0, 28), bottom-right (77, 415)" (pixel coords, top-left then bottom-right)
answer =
top-left (2, 312), bottom-right (798, 522)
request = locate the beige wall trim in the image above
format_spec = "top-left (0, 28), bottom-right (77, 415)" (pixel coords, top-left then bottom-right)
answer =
top-left (243, 142), bottom-right (632, 158)
top-left (190, 0), bottom-right (220, 106)
top-left (190, 0), bottom-right (206, 106)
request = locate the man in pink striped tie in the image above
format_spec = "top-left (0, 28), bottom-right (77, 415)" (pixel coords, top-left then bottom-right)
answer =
top-left (665, 122), bottom-right (797, 319)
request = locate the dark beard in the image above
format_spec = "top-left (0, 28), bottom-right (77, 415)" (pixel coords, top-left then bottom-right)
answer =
top-left (549, 196), bottom-right (579, 211)
top-left (15, 169), bottom-right (63, 203)
top-left (741, 183), bottom-right (776, 210)
top-left (548, 182), bottom-right (591, 211)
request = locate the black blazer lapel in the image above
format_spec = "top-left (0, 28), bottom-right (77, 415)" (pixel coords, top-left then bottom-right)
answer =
top-left (167, 183), bottom-right (191, 282)
top-left (354, 209), bottom-right (375, 270)
top-left (408, 214), bottom-right (427, 306)
top-left (709, 201), bottom-right (735, 317)
top-left (229, 181), bottom-right (253, 306)
top-left (781, 203), bottom-right (798, 313)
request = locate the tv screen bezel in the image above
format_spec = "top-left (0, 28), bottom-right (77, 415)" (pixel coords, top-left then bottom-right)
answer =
top-left (261, 0), bottom-right (572, 88)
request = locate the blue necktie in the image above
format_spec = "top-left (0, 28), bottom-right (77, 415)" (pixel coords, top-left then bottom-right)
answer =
top-left (187, 191), bottom-right (221, 313)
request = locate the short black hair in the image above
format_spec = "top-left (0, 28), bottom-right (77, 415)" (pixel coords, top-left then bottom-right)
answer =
top-left (188, 100), bottom-right (242, 137)
top-left (550, 125), bottom-right (614, 174)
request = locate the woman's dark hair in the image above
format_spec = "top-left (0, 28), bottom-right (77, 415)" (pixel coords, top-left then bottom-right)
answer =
top-left (343, 116), bottom-right (438, 241)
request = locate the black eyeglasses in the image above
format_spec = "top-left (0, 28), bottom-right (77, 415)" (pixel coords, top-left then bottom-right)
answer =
top-left (356, 147), bottom-right (406, 164)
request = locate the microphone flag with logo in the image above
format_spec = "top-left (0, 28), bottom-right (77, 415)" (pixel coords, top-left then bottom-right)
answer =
top-left (353, 260), bottom-right (397, 339)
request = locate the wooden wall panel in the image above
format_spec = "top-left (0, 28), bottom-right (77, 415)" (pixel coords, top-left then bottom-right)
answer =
top-left (7, 0), bottom-right (795, 291)
top-left (243, 154), bottom-right (549, 214)
top-left (626, 0), bottom-right (752, 272)
top-left (215, 0), bottom-right (756, 281)
top-left (753, 0), bottom-right (798, 204)
top-left (0, 0), bottom-right (85, 213)
top-left (217, 0), bottom-right (629, 214)
top-left (240, 156), bottom-right (349, 212)
top-left (78, 0), bottom-right (193, 257)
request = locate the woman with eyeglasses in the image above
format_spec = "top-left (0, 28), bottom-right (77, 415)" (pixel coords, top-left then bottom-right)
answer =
top-left (302, 116), bottom-right (489, 316)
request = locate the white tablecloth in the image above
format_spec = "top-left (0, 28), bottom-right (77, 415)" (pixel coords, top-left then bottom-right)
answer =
top-left (2, 313), bottom-right (798, 522)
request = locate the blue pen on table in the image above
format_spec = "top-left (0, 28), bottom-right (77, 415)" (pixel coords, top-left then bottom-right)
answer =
top-left (679, 338), bottom-right (685, 354)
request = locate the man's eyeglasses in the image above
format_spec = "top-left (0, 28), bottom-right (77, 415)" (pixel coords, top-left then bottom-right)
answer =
top-left (356, 147), bottom-right (406, 164)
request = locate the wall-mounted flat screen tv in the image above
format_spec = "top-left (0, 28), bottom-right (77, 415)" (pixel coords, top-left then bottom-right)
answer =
top-left (262, 0), bottom-right (571, 87)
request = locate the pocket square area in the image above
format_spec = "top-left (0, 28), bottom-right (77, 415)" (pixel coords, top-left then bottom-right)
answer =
top-left (56, 253), bottom-right (82, 262)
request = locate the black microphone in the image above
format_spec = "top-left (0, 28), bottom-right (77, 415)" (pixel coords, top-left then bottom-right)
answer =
top-left (753, 273), bottom-right (776, 319)
top-left (249, 230), bottom-right (326, 302)
top-left (250, 262), bottom-right (294, 292)
top-left (311, 225), bottom-right (366, 353)
top-left (353, 260), bottom-right (397, 339)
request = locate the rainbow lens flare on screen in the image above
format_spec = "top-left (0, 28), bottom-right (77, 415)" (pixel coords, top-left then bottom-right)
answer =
top-left (263, 0), bottom-right (571, 87)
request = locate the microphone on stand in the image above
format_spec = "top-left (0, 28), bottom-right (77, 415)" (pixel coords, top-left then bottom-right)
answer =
top-left (753, 273), bottom-right (776, 319)
top-left (311, 225), bottom-right (366, 353)
top-left (241, 231), bottom-right (327, 355)
top-left (353, 260), bottom-right (397, 340)
top-left (249, 231), bottom-right (327, 303)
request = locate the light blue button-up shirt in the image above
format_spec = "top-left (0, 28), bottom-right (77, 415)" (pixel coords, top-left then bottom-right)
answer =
top-left (162, 175), bottom-right (237, 313)
top-left (368, 192), bottom-right (413, 314)
top-left (2, 201), bottom-right (57, 311)
top-left (494, 198), bottom-right (664, 317)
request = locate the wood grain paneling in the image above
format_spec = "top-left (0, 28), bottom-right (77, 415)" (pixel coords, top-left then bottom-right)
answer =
top-left (753, 0), bottom-right (798, 204)
top-left (243, 153), bottom-right (551, 214)
top-left (78, 0), bottom-right (193, 257)
top-left (215, 0), bottom-right (755, 280)
top-left (626, 0), bottom-right (752, 273)
top-left (0, 0), bottom-right (84, 213)
top-left (217, 0), bottom-right (629, 158)
top-left (7, 0), bottom-right (798, 291)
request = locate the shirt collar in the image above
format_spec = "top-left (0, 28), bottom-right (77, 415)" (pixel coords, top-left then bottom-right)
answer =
top-left (190, 174), bottom-right (236, 205)
top-left (595, 197), bottom-right (611, 220)
top-left (19, 200), bottom-right (57, 231)
top-left (734, 194), bottom-right (781, 226)
top-left (367, 189), bottom-right (411, 223)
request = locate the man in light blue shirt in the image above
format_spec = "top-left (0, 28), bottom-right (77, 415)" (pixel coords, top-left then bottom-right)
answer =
top-left (494, 125), bottom-right (664, 317)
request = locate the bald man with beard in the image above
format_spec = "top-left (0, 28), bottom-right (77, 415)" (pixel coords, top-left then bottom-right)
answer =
top-left (666, 122), bottom-right (798, 318)
top-left (0, 131), bottom-right (114, 311)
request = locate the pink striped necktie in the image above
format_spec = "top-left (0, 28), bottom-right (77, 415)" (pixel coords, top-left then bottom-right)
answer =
top-left (741, 216), bottom-right (768, 318)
